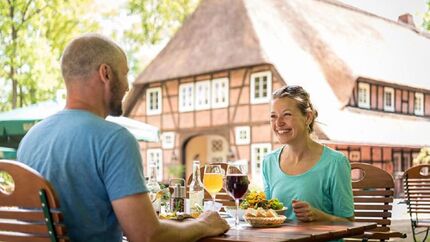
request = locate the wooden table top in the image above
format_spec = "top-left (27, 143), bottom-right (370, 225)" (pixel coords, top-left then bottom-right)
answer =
top-left (199, 220), bottom-right (377, 242)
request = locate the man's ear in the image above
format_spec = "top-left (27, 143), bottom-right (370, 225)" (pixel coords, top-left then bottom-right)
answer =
top-left (99, 64), bottom-right (111, 83)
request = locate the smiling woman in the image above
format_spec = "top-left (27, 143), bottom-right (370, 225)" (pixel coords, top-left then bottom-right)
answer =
top-left (263, 85), bottom-right (355, 224)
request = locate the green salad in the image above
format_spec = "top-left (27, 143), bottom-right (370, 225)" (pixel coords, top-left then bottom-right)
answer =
top-left (240, 191), bottom-right (284, 210)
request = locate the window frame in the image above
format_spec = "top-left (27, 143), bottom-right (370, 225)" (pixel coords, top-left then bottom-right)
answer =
top-left (235, 126), bottom-right (250, 145)
top-left (147, 148), bottom-right (163, 182)
top-left (383, 87), bottom-right (395, 112)
top-left (161, 132), bottom-right (175, 149)
top-left (195, 80), bottom-right (211, 110)
top-left (146, 87), bottom-right (162, 115)
top-left (179, 83), bottom-right (195, 112)
top-left (211, 77), bottom-right (229, 109)
top-left (414, 92), bottom-right (424, 116)
top-left (357, 82), bottom-right (370, 109)
top-left (251, 143), bottom-right (271, 182)
top-left (250, 71), bottom-right (272, 104)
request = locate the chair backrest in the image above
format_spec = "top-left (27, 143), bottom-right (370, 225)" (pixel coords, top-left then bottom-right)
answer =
top-left (351, 163), bottom-right (395, 234)
top-left (186, 162), bottom-right (236, 207)
top-left (403, 164), bottom-right (430, 221)
top-left (0, 159), bottom-right (68, 242)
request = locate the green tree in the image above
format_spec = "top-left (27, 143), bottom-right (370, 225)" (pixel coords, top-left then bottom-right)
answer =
top-left (0, 0), bottom-right (99, 111)
top-left (424, 1), bottom-right (430, 30)
top-left (123, 0), bottom-right (200, 78)
top-left (413, 147), bottom-right (430, 165)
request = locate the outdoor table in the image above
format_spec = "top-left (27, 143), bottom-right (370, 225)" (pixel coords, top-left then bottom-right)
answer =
top-left (200, 220), bottom-right (377, 242)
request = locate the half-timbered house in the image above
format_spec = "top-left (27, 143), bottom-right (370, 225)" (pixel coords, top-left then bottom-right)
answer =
top-left (124, 0), bottom-right (430, 196)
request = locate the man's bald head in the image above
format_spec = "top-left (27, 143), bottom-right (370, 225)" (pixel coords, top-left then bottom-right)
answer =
top-left (61, 33), bottom-right (126, 82)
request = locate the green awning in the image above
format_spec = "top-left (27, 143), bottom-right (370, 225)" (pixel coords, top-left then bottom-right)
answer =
top-left (0, 100), bottom-right (160, 145)
top-left (0, 147), bottom-right (17, 159)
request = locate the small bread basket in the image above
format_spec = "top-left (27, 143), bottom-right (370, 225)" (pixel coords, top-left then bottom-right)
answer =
top-left (243, 215), bottom-right (286, 228)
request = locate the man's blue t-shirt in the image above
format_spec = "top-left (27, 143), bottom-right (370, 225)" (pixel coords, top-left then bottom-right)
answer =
top-left (17, 109), bottom-right (148, 242)
top-left (262, 145), bottom-right (354, 221)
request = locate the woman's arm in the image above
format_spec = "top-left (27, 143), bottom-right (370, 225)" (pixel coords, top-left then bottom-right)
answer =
top-left (292, 199), bottom-right (354, 222)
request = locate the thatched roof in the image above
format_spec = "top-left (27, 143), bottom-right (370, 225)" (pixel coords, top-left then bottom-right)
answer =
top-left (133, 0), bottom-right (430, 105)
top-left (133, 0), bottom-right (267, 85)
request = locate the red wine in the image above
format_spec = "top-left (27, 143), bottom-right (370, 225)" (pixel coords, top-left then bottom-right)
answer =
top-left (226, 175), bottom-right (249, 199)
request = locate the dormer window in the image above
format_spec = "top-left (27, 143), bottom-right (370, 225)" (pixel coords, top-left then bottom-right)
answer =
top-left (358, 83), bottom-right (370, 109)
top-left (250, 71), bottom-right (272, 104)
top-left (414, 92), bottom-right (424, 116)
top-left (383, 87), bottom-right (394, 112)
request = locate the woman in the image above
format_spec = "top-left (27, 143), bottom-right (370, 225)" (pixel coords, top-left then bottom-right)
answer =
top-left (262, 85), bottom-right (354, 222)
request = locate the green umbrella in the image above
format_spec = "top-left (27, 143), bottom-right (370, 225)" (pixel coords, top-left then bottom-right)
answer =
top-left (0, 101), bottom-right (61, 137)
top-left (0, 100), bottom-right (159, 147)
top-left (0, 147), bottom-right (17, 159)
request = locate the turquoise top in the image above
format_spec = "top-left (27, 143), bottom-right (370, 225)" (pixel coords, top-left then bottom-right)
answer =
top-left (262, 145), bottom-right (354, 220)
top-left (18, 110), bottom-right (148, 242)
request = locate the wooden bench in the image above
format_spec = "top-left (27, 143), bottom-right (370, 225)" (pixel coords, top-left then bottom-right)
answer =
top-left (346, 162), bottom-right (406, 242)
top-left (403, 164), bottom-right (430, 242)
top-left (0, 159), bottom-right (68, 242)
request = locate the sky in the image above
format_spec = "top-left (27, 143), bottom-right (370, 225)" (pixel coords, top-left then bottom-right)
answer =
top-left (338, 0), bottom-right (427, 28)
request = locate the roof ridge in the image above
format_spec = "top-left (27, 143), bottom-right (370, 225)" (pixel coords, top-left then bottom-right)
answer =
top-left (317, 0), bottom-right (430, 39)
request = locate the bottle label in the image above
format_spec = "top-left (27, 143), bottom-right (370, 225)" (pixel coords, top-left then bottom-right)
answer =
top-left (171, 198), bottom-right (185, 212)
top-left (189, 190), bottom-right (204, 213)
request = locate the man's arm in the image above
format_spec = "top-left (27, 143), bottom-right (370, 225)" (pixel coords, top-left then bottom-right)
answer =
top-left (112, 193), bottom-right (229, 242)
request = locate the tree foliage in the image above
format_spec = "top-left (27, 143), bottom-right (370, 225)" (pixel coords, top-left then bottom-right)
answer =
top-left (413, 147), bottom-right (430, 165)
top-left (424, 1), bottom-right (430, 30)
top-left (0, 0), bottom-right (99, 111)
top-left (0, 0), bottom-right (200, 111)
top-left (123, 0), bottom-right (199, 78)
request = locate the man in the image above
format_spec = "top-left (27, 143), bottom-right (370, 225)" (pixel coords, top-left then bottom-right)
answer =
top-left (17, 33), bottom-right (229, 242)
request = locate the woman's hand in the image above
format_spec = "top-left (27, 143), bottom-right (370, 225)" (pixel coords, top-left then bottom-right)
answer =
top-left (292, 199), bottom-right (320, 222)
top-left (292, 199), bottom-right (354, 222)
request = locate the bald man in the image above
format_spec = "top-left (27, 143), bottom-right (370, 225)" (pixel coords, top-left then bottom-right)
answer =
top-left (17, 33), bottom-right (229, 242)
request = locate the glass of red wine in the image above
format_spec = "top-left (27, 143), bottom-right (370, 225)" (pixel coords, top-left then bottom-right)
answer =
top-left (225, 164), bottom-right (249, 229)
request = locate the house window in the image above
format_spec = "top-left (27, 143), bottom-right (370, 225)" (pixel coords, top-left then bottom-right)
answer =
top-left (383, 87), bottom-right (395, 112)
top-left (235, 126), bottom-right (250, 145)
top-left (147, 149), bottom-right (163, 182)
top-left (349, 151), bottom-right (361, 162)
top-left (414, 92), bottom-right (424, 116)
top-left (179, 83), bottom-right (194, 112)
top-left (146, 87), bottom-right (162, 115)
top-left (250, 71), bottom-right (272, 104)
top-left (358, 82), bottom-right (370, 109)
top-left (251, 143), bottom-right (271, 182)
top-left (211, 78), bottom-right (229, 108)
top-left (161, 132), bottom-right (175, 149)
top-left (195, 81), bottom-right (211, 110)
